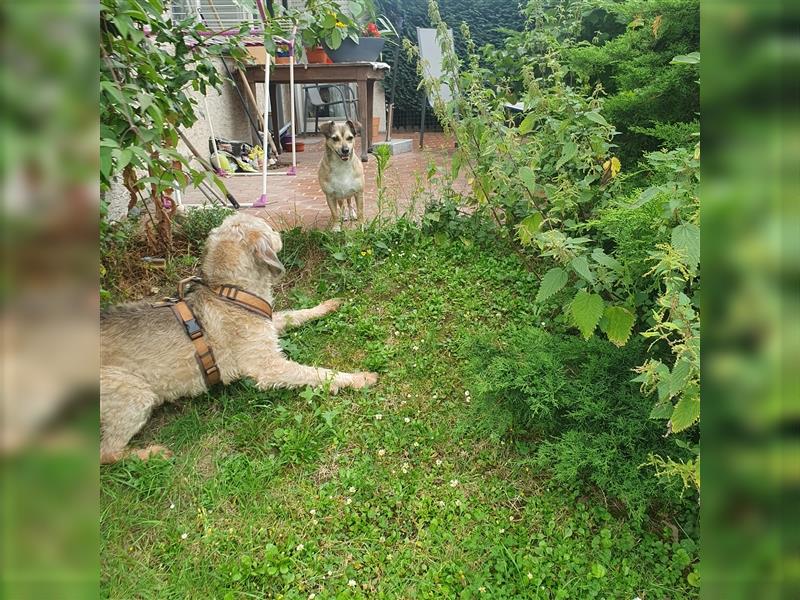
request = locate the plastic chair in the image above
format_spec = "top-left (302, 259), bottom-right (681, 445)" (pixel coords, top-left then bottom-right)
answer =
top-left (303, 84), bottom-right (359, 133)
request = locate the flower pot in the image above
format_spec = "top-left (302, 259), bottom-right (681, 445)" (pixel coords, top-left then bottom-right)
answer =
top-left (305, 46), bottom-right (330, 64)
top-left (324, 37), bottom-right (386, 63)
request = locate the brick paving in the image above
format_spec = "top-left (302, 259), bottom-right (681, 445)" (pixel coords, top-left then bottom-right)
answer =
top-left (181, 132), bottom-right (463, 230)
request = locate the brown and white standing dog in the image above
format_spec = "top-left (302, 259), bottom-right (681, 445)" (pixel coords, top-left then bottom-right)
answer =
top-left (100, 213), bottom-right (377, 464)
top-left (318, 120), bottom-right (365, 231)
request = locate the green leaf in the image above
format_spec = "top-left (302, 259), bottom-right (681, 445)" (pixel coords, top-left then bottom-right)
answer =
top-left (591, 248), bottom-right (621, 271)
top-left (555, 141), bottom-right (577, 170)
top-left (349, 1), bottom-right (364, 17)
top-left (600, 306), bottom-right (635, 346)
top-left (570, 255), bottom-right (594, 284)
top-left (328, 28), bottom-right (343, 50)
top-left (517, 212), bottom-right (542, 246)
top-left (322, 14), bottom-right (337, 28)
top-left (629, 185), bottom-right (662, 208)
top-left (584, 111), bottom-right (608, 126)
top-left (672, 223), bottom-right (700, 270)
top-left (671, 52), bottom-right (700, 64)
top-left (518, 112), bottom-right (536, 135)
top-left (591, 563), bottom-right (607, 578)
top-left (535, 267), bottom-right (568, 303)
top-left (570, 290), bottom-right (605, 339)
top-left (687, 570), bottom-right (700, 588)
top-left (669, 393), bottom-right (700, 433)
top-left (518, 166), bottom-right (536, 194)
top-left (669, 358), bottom-right (692, 396)
top-left (650, 401), bottom-right (673, 420)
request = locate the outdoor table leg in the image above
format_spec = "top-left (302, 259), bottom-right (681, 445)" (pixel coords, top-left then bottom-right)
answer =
top-left (366, 79), bottom-right (375, 153)
top-left (357, 78), bottom-right (369, 162)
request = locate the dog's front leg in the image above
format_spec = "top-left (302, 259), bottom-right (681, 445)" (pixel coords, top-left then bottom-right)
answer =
top-left (273, 299), bottom-right (343, 334)
top-left (354, 191), bottom-right (364, 223)
top-left (325, 194), bottom-right (342, 231)
top-left (252, 359), bottom-right (377, 394)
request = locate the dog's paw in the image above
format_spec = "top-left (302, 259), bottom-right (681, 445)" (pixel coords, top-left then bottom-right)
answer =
top-left (331, 223), bottom-right (342, 232)
top-left (349, 207), bottom-right (358, 220)
top-left (351, 371), bottom-right (379, 389)
top-left (322, 298), bottom-right (344, 313)
top-left (135, 445), bottom-right (174, 461)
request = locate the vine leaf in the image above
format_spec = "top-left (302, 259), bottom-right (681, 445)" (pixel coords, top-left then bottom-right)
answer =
top-left (535, 267), bottom-right (568, 303)
top-left (569, 290), bottom-right (605, 340)
top-left (669, 394), bottom-right (700, 433)
top-left (600, 305), bottom-right (635, 346)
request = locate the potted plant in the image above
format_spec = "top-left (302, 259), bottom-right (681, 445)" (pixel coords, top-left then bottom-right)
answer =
top-left (296, 0), bottom-right (359, 63)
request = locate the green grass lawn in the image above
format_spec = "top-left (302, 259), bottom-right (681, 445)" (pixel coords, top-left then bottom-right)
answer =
top-left (101, 222), bottom-right (698, 599)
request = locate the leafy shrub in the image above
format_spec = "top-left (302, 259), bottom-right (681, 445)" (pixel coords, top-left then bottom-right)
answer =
top-left (416, 0), bottom-right (700, 491)
top-left (173, 206), bottom-right (234, 250)
top-left (464, 326), bottom-right (687, 521)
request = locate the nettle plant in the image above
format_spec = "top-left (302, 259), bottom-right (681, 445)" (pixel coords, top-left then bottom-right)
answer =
top-left (417, 0), bottom-right (699, 490)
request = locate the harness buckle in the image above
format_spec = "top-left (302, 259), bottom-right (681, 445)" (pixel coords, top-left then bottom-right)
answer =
top-left (185, 318), bottom-right (202, 339)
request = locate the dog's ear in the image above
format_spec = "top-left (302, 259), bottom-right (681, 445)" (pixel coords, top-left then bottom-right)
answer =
top-left (319, 121), bottom-right (336, 138)
top-left (247, 229), bottom-right (285, 279)
top-left (345, 119), bottom-right (361, 136)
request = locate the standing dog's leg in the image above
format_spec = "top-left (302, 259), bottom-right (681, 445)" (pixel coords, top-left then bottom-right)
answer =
top-left (100, 367), bottom-right (171, 464)
top-left (273, 299), bottom-right (343, 334)
top-left (354, 190), bottom-right (364, 224)
top-left (326, 194), bottom-right (341, 231)
top-left (248, 359), bottom-right (377, 394)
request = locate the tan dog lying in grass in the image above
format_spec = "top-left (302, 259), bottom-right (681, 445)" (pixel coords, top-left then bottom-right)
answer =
top-left (100, 213), bottom-right (378, 464)
top-left (318, 120), bottom-right (365, 231)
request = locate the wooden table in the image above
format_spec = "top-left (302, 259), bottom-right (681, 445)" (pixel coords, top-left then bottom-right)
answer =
top-left (245, 62), bottom-right (390, 163)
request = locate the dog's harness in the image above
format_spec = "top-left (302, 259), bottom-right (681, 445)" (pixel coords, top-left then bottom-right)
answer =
top-left (152, 277), bottom-right (273, 387)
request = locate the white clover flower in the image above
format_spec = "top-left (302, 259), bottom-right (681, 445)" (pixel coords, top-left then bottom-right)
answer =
top-left (296, 543), bottom-right (304, 551)
top-left (527, 572), bottom-right (533, 580)
top-left (169, 503), bottom-right (175, 509)
top-left (438, 500), bottom-right (446, 507)
top-left (479, 587), bottom-right (486, 593)
top-left (378, 449), bottom-right (386, 457)
top-left (412, 345), bottom-right (419, 351)
top-left (312, 519), bottom-right (318, 525)
top-left (450, 479), bottom-right (459, 487)
top-left (455, 500), bottom-right (462, 507)
top-left (404, 417), bottom-right (411, 424)
top-left (348, 579), bottom-right (357, 587)
top-left (349, 486), bottom-right (356, 494)
top-left (374, 413), bottom-right (383, 420)
top-left (541, 321), bottom-right (546, 327)
top-left (327, 570), bottom-right (332, 577)
top-left (308, 594), bottom-right (316, 599)
top-left (394, 330), bottom-right (400, 336)
top-left (345, 498), bottom-right (352, 505)
top-left (180, 533), bottom-right (188, 540)
top-left (413, 442), bottom-right (419, 447)
top-left (406, 393), bottom-right (412, 398)
top-left (379, 535), bottom-right (386, 543)
top-left (435, 459), bottom-right (442, 466)
top-left (309, 509), bottom-right (316, 515)
top-left (499, 528), bottom-right (505, 534)
top-left (465, 390), bottom-right (470, 397)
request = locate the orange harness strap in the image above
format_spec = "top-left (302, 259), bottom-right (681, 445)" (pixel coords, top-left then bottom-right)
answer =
top-left (169, 299), bottom-right (221, 387)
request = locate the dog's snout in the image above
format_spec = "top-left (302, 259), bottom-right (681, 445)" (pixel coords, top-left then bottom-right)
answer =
top-left (341, 146), bottom-right (350, 155)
